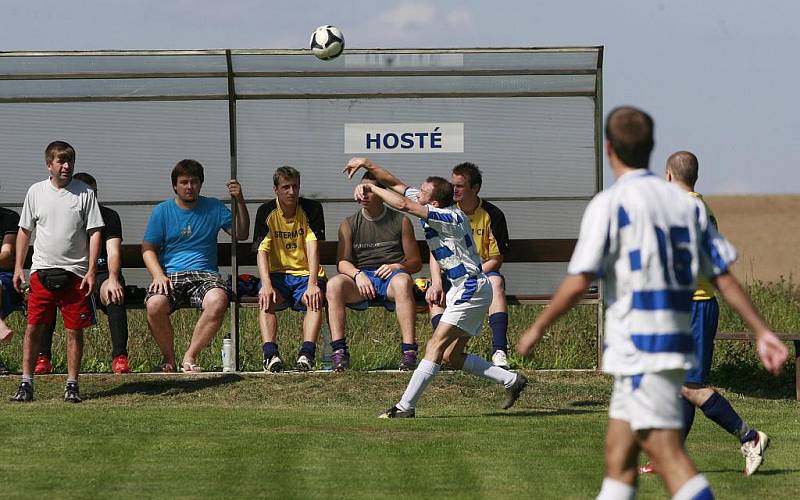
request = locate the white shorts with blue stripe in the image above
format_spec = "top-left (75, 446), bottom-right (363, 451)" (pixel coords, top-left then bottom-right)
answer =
top-left (440, 274), bottom-right (492, 336)
top-left (608, 369), bottom-right (686, 431)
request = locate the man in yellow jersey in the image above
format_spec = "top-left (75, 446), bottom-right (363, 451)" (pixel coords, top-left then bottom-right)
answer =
top-left (640, 151), bottom-right (769, 476)
top-left (253, 166), bottom-right (325, 372)
top-left (428, 162), bottom-right (511, 368)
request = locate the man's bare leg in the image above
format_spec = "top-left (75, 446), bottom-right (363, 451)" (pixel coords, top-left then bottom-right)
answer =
top-left (183, 288), bottom-right (228, 366)
top-left (65, 328), bottom-right (83, 380)
top-left (146, 295), bottom-right (175, 368)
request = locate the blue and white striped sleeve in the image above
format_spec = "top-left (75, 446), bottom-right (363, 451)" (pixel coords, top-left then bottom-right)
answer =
top-left (567, 194), bottom-right (612, 276)
top-left (698, 218), bottom-right (737, 278)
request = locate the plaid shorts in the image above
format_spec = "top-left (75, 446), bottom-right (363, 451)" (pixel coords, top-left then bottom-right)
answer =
top-left (145, 271), bottom-right (231, 314)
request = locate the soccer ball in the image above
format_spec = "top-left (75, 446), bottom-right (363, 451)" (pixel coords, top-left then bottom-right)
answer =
top-left (310, 25), bottom-right (344, 60)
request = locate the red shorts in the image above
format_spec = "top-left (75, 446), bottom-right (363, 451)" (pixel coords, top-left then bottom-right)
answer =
top-left (28, 271), bottom-right (95, 330)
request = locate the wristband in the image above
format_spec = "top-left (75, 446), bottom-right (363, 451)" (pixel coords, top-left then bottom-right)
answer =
top-left (353, 270), bottom-right (362, 280)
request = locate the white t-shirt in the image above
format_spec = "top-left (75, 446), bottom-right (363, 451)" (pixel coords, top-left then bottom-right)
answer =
top-left (569, 169), bottom-right (736, 375)
top-left (19, 178), bottom-right (105, 278)
top-left (404, 187), bottom-right (483, 284)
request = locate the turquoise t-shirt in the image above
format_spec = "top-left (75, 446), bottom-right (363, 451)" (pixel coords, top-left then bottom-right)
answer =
top-left (143, 196), bottom-right (232, 273)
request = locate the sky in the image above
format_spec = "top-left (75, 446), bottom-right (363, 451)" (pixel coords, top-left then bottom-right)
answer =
top-left (1, 0), bottom-right (798, 195)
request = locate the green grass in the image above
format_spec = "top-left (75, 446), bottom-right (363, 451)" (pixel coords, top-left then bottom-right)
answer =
top-left (0, 371), bottom-right (797, 499)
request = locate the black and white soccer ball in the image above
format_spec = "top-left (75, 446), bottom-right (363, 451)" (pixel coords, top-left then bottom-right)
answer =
top-left (310, 25), bottom-right (344, 60)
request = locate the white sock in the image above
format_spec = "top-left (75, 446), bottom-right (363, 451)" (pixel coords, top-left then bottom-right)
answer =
top-left (462, 354), bottom-right (516, 388)
top-left (672, 474), bottom-right (713, 500)
top-left (596, 477), bottom-right (636, 500)
top-left (396, 359), bottom-right (440, 411)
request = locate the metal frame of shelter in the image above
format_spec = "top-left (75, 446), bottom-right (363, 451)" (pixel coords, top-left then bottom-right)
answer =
top-left (0, 47), bottom-right (604, 371)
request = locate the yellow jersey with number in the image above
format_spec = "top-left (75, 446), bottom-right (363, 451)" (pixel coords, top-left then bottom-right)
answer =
top-left (254, 198), bottom-right (326, 277)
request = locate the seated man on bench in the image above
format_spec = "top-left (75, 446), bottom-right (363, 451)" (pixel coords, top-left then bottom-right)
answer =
top-left (326, 171), bottom-right (422, 372)
top-left (142, 159), bottom-right (249, 373)
top-left (0, 203), bottom-right (21, 374)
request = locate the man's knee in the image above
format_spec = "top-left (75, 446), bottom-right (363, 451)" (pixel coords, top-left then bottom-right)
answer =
top-left (326, 275), bottom-right (351, 300)
top-left (389, 273), bottom-right (414, 299)
top-left (681, 384), bottom-right (714, 406)
top-left (146, 295), bottom-right (171, 316)
top-left (202, 288), bottom-right (229, 316)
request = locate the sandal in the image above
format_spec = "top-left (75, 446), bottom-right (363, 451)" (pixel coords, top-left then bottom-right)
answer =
top-left (153, 361), bottom-right (176, 373)
top-left (181, 361), bottom-right (203, 373)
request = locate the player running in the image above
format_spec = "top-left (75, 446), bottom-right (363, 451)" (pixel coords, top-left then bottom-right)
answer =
top-left (342, 158), bottom-right (527, 418)
top-left (517, 107), bottom-right (787, 499)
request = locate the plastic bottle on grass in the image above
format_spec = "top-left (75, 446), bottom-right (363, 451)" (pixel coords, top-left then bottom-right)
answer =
top-left (222, 337), bottom-right (234, 372)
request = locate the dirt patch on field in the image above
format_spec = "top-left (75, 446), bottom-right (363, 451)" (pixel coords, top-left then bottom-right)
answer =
top-left (705, 195), bottom-right (800, 284)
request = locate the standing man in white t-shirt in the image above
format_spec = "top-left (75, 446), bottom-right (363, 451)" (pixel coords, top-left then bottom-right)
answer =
top-left (12, 141), bottom-right (104, 403)
top-left (517, 107), bottom-right (788, 499)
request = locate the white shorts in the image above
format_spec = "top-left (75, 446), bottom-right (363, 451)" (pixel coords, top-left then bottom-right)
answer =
top-left (440, 275), bottom-right (492, 336)
top-left (608, 369), bottom-right (685, 431)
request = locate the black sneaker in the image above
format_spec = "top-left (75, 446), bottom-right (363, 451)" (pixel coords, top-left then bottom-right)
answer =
top-left (378, 405), bottom-right (415, 419)
top-left (502, 373), bottom-right (528, 409)
top-left (64, 382), bottom-right (82, 403)
top-left (10, 381), bottom-right (33, 402)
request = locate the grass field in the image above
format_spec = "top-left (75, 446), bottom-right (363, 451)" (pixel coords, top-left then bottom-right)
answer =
top-left (0, 371), bottom-right (798, 499)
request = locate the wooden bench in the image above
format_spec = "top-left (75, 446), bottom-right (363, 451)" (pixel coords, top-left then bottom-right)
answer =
top-left (715, 333), bottom-right (800, 401)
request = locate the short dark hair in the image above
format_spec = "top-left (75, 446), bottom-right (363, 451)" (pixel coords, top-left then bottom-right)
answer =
top-left (73, 172), bottom-right (97, 189)
top-left (360, 170), bottom-right (385, 188)
top-left (426, 176), bottom-right (454, 207)
top-left (667, 151), bottom-right (699, 187)
top-left (452, 162), bottom-right (482, 189)
top-left (45, 141), bottom-right (75, 164)
top-left (171, 159), bottom-right (204, 186)
top-left (273, 166), bottom-right (300, 187)
top-left (605, 107), bottom-right (654, 169)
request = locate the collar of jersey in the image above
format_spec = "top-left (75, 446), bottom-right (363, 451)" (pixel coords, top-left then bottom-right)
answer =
top-left (617, 168), bottom-right (655, 184)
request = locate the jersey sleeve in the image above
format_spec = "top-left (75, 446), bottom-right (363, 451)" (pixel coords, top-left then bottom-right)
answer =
top-left (1, 209), bottom-right (20, 236)
top-left (101, 207), bottom-right (122, 241)
top-left (567, 194), bottom-right (612, 276)
top-left (85, 191), bottom-right (105, 231)
top-left (483, 201), bottom-right (510, 256)
top-left (403, 186), bottom-right (421, 203)
top-left (300, 198), bottom-right (326, 241)
top-left (695, 202), bottom-right (736, 278)
top-left (256, 211), bottom-right (273, 253)
top-left (252, 203), bottom-right (271, 253)
top-left (142, 204), bottom-right (165, 246)
top-left (217, 200), bottom-right (233, 232)
top-left (18, 187), bottom-right (36, 232)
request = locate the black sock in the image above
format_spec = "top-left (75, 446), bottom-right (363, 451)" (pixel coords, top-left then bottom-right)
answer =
top-left (330, 339), bottom-right (348, 352)
top-left (39, 322), bottom-right (55, 359)
top-left (106, 304), bottom-right (129, 358)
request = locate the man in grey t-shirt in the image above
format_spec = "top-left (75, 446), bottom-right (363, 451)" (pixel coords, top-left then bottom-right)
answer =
top-left (11, 141), bottom-right (104, 403)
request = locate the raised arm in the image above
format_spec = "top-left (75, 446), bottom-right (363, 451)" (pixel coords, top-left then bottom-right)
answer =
top-left (343, 157), bottom-right (408, 195)
top-left (227, 179), bottom-right (250, 240)
top-left (356, 183), bottom-right (428, 220)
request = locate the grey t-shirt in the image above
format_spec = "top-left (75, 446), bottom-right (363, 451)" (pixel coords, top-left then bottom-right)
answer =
top-left (19, 178), bottom-right (105, 277)
top-left (343, 207), bottom-right (407, 269)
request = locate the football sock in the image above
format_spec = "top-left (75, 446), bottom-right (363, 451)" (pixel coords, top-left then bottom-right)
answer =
top-left (430, 314), bottom-right (442, 330)
top-left (39, 322), bottom-right (55, 359)
top-left (330, 338), bottom-right (348, 352)
top-left (401, 342), bottom-right (418, 353)
top-left (397, 359), bottom-right (440, 411)
top-left (682, 396), bottom-right (696, 439)
top-left (106, 303), bottom-right (129, 358)
top-left (262, 342), bottom-right (279, 359)
top-left (699, 391), bottom-right (756, 443)
top-left (66, 378), bottom-right (77, 385)
top-left (488, 312), bottom-right (509, 352)
top-left (299, 341), bottom-right (316, 357)
top-left (21, 375), bottom-right (33, 385)
top-left (462, 354), bottom-right (516, 388)
top-left (596, 478), bottom-right (635, 500)
top-left (672, 474), bottom-right (713, 500)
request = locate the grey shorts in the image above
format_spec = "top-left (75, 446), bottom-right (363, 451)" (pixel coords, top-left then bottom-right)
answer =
top-left (145, 271), bottom-right (231, 314)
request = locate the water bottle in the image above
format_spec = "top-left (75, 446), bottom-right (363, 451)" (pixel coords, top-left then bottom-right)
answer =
top-left (221, 337), bottom-right (234, 372)
top-left (320, 320), bottom-right (333, 371)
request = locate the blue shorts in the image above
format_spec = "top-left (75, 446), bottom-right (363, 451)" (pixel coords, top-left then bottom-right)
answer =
top-left (264, 273), bottom-right (326, 312)
top-left (347, 269), bottom-right (409, 312)
top-left (0, 271), bottom-right (21, 318)
top-left (685, 298), bottom-right (719, 385)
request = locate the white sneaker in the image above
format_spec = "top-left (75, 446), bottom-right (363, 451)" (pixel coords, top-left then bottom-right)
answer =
top-left (492, 350), bottom-right (509, 369)
top-left (741, 431), bottom-right (769, 476)
top-left (263, 355), bottom-right (284, 373)
top-left (296, 354), bottom-right (314, 372)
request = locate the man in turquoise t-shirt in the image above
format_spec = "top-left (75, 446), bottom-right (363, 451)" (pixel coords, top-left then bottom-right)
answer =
top-left (142, 159), bottom-right (249, 373)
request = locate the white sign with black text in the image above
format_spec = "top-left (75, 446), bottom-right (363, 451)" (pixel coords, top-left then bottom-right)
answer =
top-left (344, 123), bottom-right (464, 154)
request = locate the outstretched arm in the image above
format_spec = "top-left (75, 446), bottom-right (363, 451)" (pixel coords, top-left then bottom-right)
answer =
top-left (712, 272), bottom-right (788, 374)
top-left (343, 157), bottom-right (408, 195)
top-left (355, 183), bottom-right (428, 220)
top-left (517, 273), bottom-right (594, 356)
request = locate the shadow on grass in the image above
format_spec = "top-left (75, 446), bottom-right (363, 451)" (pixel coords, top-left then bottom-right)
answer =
top-left (703, 468), bottom-right (800, 476)
top-left (420, 407), bottom-right (603, 419)
top-left (87, 373), bottom-right (245, 399)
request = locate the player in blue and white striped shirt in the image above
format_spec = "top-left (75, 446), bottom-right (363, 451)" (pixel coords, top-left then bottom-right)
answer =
top-left (343, 157), bottom-right (528, 419)
top-left (517, 107), bottom-right (787, 500)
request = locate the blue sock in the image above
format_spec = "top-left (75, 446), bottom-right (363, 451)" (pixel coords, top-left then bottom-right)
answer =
top-left (489, 312), bottom-right (509, 352)
top-left (299, 341), bottom-right (316, 357)
top-left (682, 396), bottom-right (696, 440)
top-left (431, 314), bottom-right (442, 330)
top-left (700, 391), bottom-right (756, 443)
top-left (262, 342), bottom-right (279, 359)
top-left (401, 342), bottom-right (418, 352)
top-left (330, 338), bottom-right (348, 352)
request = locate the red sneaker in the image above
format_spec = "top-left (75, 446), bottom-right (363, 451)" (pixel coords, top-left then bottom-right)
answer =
top-left (112, 354), bottom-right (131, 374)
top-left (638, 462), bottom-right (656, 475)
top-left (34, 355), bottom-right (52, 375)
